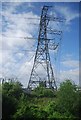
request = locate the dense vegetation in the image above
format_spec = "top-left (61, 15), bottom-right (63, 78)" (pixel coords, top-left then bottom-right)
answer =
top-left (1, 80), bottom-right (81, 120)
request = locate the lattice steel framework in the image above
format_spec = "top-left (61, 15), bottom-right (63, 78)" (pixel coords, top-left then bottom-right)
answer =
top-left (28, 6), bottom-right (63, 90)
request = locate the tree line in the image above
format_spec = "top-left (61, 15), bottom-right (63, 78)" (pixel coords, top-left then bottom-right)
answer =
top-left (1, 79), bottom-right (81, 120)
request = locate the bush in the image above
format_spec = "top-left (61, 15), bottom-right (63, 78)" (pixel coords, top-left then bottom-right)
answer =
top-left (32, 86), bottom-right (55, 97)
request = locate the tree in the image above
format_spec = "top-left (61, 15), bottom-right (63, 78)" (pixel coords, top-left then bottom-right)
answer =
top-left (2, 79), bottom-right (80, 120)
top-left (2, 81), bottom-right (23, 99)
top-left (32, 84), bottom-right (55, 97)
top-left (13, 94), bottom-right (32, 120)
top-left (2, 81), bottom-right (23, 120)
top-left (2, 94), bottom-right (17, 120)
top-left (13, 93), bottom-right (48, 120)
top-left (56, 80), bottom-right (79, 118)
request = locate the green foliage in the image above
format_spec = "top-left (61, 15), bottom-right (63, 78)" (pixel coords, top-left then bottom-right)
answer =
top-left (56, 80), bottom-right (79, 115)
top-left (13, 94), bottom-right (48, 119)
top-left (2, 94), bottom-right (17, 120)
top-left (48, 112), bottom-right (78, 120)
top-left (2, 81), bottom-right (23, 120)
top-left (2, 80), bottom-right (81, 120)
top-left (13, 94), bottom-right (32, 119)
top-left (2, 81), bottom-right (23, 99)
top-left (32, 85), bottom-right (55, 97)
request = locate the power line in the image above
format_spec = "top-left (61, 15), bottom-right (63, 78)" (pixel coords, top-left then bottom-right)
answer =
top-left (28, 6), bottom-right (65, 90)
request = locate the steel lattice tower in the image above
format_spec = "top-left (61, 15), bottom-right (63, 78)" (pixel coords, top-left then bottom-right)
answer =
top-left (28, 6), bottom-right (63, 90)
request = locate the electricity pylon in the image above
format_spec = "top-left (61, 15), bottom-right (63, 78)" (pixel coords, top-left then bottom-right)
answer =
top-left (28, 6), bottom-right (63, 90)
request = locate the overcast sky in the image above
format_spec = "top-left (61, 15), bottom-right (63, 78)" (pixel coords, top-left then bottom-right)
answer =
top-left (0, 2), bottom-right (79, 87)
